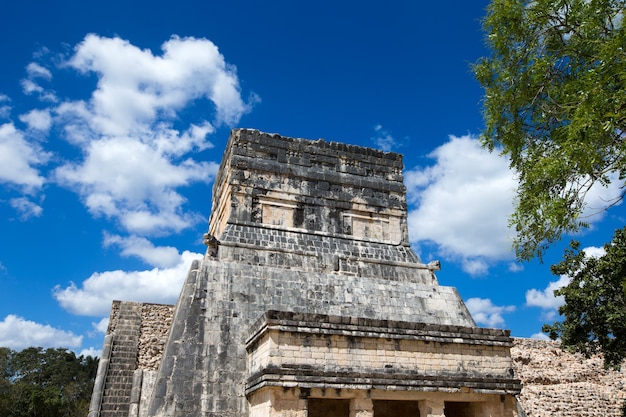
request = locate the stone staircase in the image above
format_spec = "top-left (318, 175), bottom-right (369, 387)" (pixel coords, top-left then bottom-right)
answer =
top-left (99, 302), bottom-right (142, 417)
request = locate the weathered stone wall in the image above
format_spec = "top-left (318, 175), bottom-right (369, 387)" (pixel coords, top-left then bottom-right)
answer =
top-left (106, 301), bottom-right (174, 371)
top-left (512, 338), bottom-right (626, 417)
top-left (100, 287), bottom-right (626, 417)
top-left (110, 301), bottom-right (626, 417)
top-left (208, 129), bottom-right (421, 282)
top-left (137, 304), bottom-right (174, 371)
top-left (143, 130), bottom-right (486, 417)
top-left (246, 311), bottom-right (519, 395)
top-left (98, 130), bottom-right (626, 417)
top-left (209, 129), bottom-right (407, 246)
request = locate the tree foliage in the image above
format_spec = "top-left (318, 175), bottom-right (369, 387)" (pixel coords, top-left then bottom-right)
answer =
top-left (0, 347), bottom-right (98, 417)
top-left (543, 227), bottom-right (626, 369)
top-left (475, 0), bottom-right (626, 261)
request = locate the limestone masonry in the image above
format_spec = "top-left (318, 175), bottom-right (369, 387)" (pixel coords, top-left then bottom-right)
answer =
top-left (92, 302), bottom-right (626, 417)
top-left (91, 129), bottom-right (588, 417)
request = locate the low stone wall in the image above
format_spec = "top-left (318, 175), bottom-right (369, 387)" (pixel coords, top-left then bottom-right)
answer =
top-left (512, 338), bottom-right (626, 417)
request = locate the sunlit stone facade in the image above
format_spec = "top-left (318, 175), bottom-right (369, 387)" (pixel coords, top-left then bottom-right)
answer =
top-left (89, 129), bottom-right (522, 417)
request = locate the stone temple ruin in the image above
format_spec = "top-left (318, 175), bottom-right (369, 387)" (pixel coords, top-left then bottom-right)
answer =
top-left (89, 129), bottom-right (523, 417)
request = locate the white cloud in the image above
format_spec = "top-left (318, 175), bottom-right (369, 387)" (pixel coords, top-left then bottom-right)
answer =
top-left (526, 245), bottom-right (606, 318)
top-left (10, 197), bottom-right (43, 219)
top-left (0, 315), bottom-right (83, 350)
top-left (66, 34), bottom-right (249, 133)
top-left (406, 135), bottom-right (517, 275)
top-left (461, 258), bottom-right (489, 276)
top-left (104, 233), bottom-right (182, 268)
top-left (50, 34), bottom-right (249, 235)
top-left (404, 135), bottom-right (622, 276)
top-left (21, 78), bottom-right (44, 95)
top-left (526, 275), bottom-right (571, 310)
top-left (0, 122), bottom-right (50, 191)
top-left (86, 317), bottom-right (109, 341)
top-left (79, 346), bottom-right (101, 358)
top-left (465, 297), bottom-right (516, 328)
top-left (583, 245), bottom-right (605, 259)
top-left (55, 136), bottom-right (218, 234)
top-left (53, 250), bottom-right (202, 316)
top-left (530, 332), bottom-right (551, 341)
top-left (26, 62), bottom-right (52, 80)
top-left (19, 108), bottom-right (52, 132)
top-left (21, 62), bottom-right (57, 102)
top-left (93, 317), bottom-right (109, 334)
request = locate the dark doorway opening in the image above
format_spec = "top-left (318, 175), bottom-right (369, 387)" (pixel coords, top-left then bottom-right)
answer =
top-left (445, 401), bottom-right (475, 417)
top-left (307, 399), bottom-right (350, 417)
top-left (373, 400), bottom-right (421, 417)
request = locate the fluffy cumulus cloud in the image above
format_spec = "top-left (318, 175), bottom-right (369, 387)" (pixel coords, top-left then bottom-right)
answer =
top-left (0, 315), bottom-right (83, 350)
top-left (53, 250), bottom-right (202, 316)
top-left (0, 122), bottom-right (50, 191)
top-left (526, 275), bottom-right (571, 311)
top-left (49, 34), bottom-right (249, 235)
top-left (465, 297), bottom-right (516, 328)
top-left (526, 246), bottom-right (606, 320)
top-left (2, 34), bottom-right (253, 230)
top-left (405, 135), bottom-right (622, 276)
top-left (55, 135), bottom-right (218, 234)
top-left (405, 135), bottom-right (517, 275)
top-left (103, 233), bottom-right (182, 268)
top-left (19, 108), bottom-right (52, 132)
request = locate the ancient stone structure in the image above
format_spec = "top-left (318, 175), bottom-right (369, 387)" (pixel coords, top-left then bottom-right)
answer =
top-left (89, 129), bottom-right (523, 417)
top-left (511, 338), bottom-right (626, 417)
top-left (90, 305), bottom-right (626, 417)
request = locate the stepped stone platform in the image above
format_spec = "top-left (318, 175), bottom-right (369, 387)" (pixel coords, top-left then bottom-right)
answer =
top-left (92, 303), bottom-right (626, 417)
top-left (90, 129), bottom-right (524, 417)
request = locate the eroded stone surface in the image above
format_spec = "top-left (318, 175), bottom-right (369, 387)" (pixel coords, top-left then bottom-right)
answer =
top-left (92, 130), bottom-right (524, 417)
top-left (106, 303), bottom-right (626, 417)
top-left (513, 338), bottom-right (626, 417)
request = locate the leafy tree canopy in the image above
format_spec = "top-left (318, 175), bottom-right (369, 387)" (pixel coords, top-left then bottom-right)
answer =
top-left (543, 226), bottom-right (626, 369)
top-left (475, 0), bottom-right (626, 261)
top-left (0, 347), bottom-right (98, 417)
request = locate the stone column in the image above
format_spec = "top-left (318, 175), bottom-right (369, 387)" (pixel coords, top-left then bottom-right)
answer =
top-left (419, 399), bottom-right (445, 417)
top-left (350, 398), bottom-right (373, 417)
top-left (270, 388), bottom-right (307, 417)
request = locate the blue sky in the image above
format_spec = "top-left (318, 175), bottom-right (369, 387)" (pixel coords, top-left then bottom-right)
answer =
top-left (1, 1), bottom-right (624, 357)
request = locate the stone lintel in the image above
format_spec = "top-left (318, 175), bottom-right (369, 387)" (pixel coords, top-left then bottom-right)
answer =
top-left (246, 369), bottom-right (521, 397)
top-left (246, 310), bottom-right (512, 349)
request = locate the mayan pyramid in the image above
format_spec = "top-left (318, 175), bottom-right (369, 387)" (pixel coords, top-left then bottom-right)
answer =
top-left (89, 129), bottom-right (522, 417)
